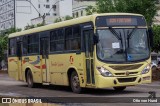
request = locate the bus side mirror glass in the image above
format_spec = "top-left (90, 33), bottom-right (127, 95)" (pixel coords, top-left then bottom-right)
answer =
top-left (93, 35), bottom-right (99, 45)
top-left (148, 28), bottom-right (154, 48)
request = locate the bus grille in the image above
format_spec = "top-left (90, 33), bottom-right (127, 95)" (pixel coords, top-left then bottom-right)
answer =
top-left (109, 64), bottom-right (143, 70)
top-left (117, 77), bottom-right (137, 83)
top-left (115, 72), bottom-right (138, 76)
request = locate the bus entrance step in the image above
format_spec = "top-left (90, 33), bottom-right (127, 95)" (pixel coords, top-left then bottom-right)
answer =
top-left (42, 83), bottom-right (50, 85)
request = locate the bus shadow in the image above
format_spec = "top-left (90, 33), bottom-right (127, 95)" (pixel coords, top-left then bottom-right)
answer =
top-left (19, 84), bottom-right (143, 96)
top-left (20, 84), bottom-right (72, 92)
top-left (83, 88), bottom-right (143, 96)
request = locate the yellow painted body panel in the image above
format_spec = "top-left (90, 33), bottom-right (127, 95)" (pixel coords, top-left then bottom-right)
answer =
top-left (22, 55), bottom-right (42, 83)
top-left (49, 53), bottom-right (86, 86)
top-left (8, 57), bottom-right (19, 80)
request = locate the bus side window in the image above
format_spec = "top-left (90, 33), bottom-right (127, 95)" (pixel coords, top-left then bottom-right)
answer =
top-left (65, 25), bottom-right (81, 51)
top-left (72, 25), bottom-right (81, 50)
top-left (65, 27), bottom-right (72, 50)
top-left (50, 30), bottom-right (57, 52)
top-left (9, 38), bottom-right (16, 56)
top-left (50, 29), bottom-right (64, 52)
top-left (23, 36), bottom-right (28, 55)
top-left (28, 34), bottom-right (39, 54)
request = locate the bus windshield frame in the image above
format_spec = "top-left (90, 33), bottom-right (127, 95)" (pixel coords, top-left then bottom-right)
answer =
top-left (96, 28), bottom-right (150, 63)
top-left (95, 15), bottom-right (150, 63)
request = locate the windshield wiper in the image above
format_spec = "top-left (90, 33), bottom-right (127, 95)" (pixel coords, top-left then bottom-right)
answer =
top-left (109, 27), bottom-right (121, 40)
top-left (127, 27), bottom-right (137, 48)
top-left (108, 27), bottom-right (125, 55)
top-left (127, 27), bottom-right (137, 39)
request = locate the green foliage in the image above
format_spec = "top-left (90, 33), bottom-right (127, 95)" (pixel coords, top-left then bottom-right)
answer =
top-left (152, 25), bottom-right (160, 52)
top-left (64, 15), bottom-right (73, 20)
top-left (54, 17), bottom-right (63, 23)
top-left (85, 5), bottom-right (97, 15)
top-left (0, 28), bottom-right (21, 61)
top-left (36, 23), bottom-right (45, 27)
top-left (24, 23), bottom-right (45, 30)
top-left (87, 0), bottom-right (157, 25)
top-left (54, 15), bottom-right (73, 23)
top-left (96, 0), bottom-right (115, 13)
top-left (24, 24), bottom-right (35, 30)
top-left (0, 35), bottom-right (8, 60)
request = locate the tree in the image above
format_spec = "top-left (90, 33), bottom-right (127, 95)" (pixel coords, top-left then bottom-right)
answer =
top-left (85, 5), bottom-right (97, 15)
top-left (36, 23), bottom-right (45, 27)
top-left (64, 15), bottom-right (73, 20)
top-left (54, 17), bottom-right (63, 23)
top-left (0, 28), bottom-right (22, 62)
top-left (152, 25), bottom-right (160, 53)
top-left (24, 23), bottom-right (45, 30)
top-left (54, 16), bottom-right (73, 23)
top-left (86, 0), bottom-right (157, 25)
top-left (96, 0), bottom-right (115, 13)
top-left (24, 24), bottom-right (35, 30)
top-left (0, 35), bottom-right (8, 61)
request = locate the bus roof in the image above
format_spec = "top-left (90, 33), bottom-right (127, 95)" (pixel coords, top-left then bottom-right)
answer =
top-left (9, 13), bottom-right (143, 38)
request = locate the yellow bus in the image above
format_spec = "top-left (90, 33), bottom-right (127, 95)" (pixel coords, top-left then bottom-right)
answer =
top-left (8, 13), bottom-right (153, 93)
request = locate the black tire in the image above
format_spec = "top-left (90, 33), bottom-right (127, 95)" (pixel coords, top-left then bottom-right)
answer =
top-left (114, 86), bottom-right (126, 91)
top-left (70, 71), bottom-right (82, 93)
top-left (27, 70), bottom-right (35, 88)
top-left (152, 66), bottom-right (157, 71)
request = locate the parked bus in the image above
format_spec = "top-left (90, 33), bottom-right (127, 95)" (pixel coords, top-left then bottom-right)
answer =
top-left (8, 13), bottom-right (153, 93)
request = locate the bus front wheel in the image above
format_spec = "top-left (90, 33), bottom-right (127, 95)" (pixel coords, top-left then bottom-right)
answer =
top-left (114, 86), bottom-right (126, 91)
top-left (70, 71), bottom-right (82, 93)
top-left (27, 70), bottom-right (35, 88)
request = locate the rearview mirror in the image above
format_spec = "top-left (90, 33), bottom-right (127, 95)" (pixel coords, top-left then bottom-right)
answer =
top-left (93, 35), bottom-right (99, 45)
top-left (148, 27), bottom-right (154, 48)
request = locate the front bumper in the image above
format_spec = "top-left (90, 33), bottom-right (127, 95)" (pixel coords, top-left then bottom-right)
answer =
top-left (95, 73), bottom-right (151, 88)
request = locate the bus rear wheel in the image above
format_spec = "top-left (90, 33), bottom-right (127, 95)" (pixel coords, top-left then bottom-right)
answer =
top-left (27, 70), bottom-right (35, 88)
top-left (114, 86), bottom-right (126, 91)
top-left (70, 71), bottom-right (82, 93)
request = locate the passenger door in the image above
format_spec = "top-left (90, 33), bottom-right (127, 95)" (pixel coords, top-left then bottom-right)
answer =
top-left (40, 37), bottom-right (50, 82)
top-left (83, 30), bottom-right (95, 85)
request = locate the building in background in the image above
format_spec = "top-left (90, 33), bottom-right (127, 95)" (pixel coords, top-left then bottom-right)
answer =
top-left (0, 0), bottom-right (72, 31)
top-left (31, 0), bottom-right (72, 25)
top-left (0, 0), bottom-right (16, 31)
top-left (15, 0), bottom-right (39, 29)
top-left (72, 0), bottom-right (96, 18)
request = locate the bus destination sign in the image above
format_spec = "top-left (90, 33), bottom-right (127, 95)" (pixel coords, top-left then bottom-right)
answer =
top-left (106, 18), bottom-right (137, 26)
top-left (96, 15), bottom-right (146, 27)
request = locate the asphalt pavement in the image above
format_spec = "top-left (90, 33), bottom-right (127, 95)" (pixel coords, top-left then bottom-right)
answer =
top-left (0, 73), bottom-right (160, 106)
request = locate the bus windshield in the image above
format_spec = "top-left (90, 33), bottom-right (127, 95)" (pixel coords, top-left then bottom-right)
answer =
top-left (97, 28), bottom-right (150, 62)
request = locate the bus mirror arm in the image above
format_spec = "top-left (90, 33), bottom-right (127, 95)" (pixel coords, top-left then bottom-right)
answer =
top-left (148, 28), bottom-right (154, 48)
top-left (93, 34), bottom-right (99, 45)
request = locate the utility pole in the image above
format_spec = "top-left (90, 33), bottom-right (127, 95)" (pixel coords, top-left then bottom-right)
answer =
top-left (25, 0), bottom-right (63, 25)
top-left (25, 0), bottom-right (41, 17)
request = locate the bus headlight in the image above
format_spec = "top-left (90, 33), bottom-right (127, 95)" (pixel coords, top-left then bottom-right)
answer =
top-left (97, 67), bottom-right (113, 77)
top-left (141, 64), bottom-right (151, 74)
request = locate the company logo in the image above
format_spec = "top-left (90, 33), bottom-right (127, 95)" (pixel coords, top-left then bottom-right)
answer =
top-left (69, 56), bottom-right (74, 64)
top-left (126, 71), bottom-right (130, 76)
